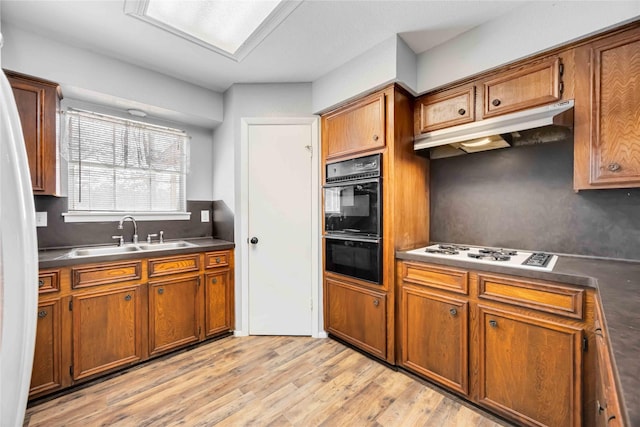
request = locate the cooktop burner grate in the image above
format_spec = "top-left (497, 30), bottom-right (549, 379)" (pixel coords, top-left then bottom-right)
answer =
top-left (468, 252), bottom-right (511, 261)
top-left (425, 248), bottom-right (459, 255)
top-left (479, 248), bottom-right (518, 256)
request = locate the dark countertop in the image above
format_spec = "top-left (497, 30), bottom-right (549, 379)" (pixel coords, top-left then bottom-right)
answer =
top-left (397, 249), bottom-right (640, 427)
top-left (39, 237), bottom-right (235, 269)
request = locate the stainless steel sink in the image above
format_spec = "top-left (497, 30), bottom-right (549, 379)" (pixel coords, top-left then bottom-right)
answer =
top-left (69, 245), bottom-right (141, 257)
top-left (137, 241), bottom-right (197, 251)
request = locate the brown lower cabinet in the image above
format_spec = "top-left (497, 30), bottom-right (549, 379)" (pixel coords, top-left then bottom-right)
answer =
top-left (31, 249), bottom-right (234, 400)
top-left (72, 285), bottom-right (144, 380)
top-left (325, 276), bottom-right (387, 359)
top-left (149, 276), bottom-right (200, 356)
top-left (30, 298), bottom-right (63, 396)
top-left (398, 260), bottom-right (591, 427)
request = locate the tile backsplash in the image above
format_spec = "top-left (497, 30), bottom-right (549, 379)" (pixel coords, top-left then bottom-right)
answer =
top-left (430, 139), bottom-right (640, 261)
top-left (34, 197), bottom-right (234, 249)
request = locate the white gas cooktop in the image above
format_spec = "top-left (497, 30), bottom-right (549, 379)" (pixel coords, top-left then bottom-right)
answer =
top-left (406, 244), bottom-right (558, 272)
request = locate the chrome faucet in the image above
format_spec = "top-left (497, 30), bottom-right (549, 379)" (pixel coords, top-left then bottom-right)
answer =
top-left (117, 215), bottom-right (138, 244)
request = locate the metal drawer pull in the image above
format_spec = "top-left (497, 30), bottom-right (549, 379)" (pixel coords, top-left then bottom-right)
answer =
top-left (125, 294), bottom-right (132, 301)
top-left (212, 278), bottom-right (218, 284)
top-left (457, 108), bottom-right (466, 116)
top-left (372, 134), bottom-right (379, 141)
top-left (492, 99), bottom-right (501, 107)
top-left (38, 279), bottom-right (45, 287)
top-left (373, 299), bottom-right (379, 307)
top-left (38, 310), bottom-right (48, 318)
top-left (489, 320), bottom-right (498, 328)
top-left (608, 163), bottom-right (621, 172)
top-left (216, 257), bottom-right (221, 263)
top-left (449, 308), bottom-right (457, 316)
top-left (157, 288), bottom-right (164, 295)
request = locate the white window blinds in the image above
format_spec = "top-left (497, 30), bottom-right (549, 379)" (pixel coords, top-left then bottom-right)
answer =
top-left (66, 109), bottom-right (189, 213)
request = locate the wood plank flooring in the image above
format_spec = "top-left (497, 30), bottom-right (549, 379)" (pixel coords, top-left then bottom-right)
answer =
top-left (25, 336), bottom-right (509, 426)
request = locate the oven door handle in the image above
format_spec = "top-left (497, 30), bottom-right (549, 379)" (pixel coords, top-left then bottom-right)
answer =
top-left (323, 177), bottom-right (381, 188)
top-left (324, 235), bottom-right (382, 243)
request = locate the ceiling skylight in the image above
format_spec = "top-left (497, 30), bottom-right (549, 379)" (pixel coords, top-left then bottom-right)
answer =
top-left (124, 0), bottom-right (301, 61)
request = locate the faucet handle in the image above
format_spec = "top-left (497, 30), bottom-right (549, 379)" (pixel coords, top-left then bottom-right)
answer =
top-left (147, 233), bottom-right (158, 244)
top-left (112, 235), bottom-right (124, 247)
top-left (159, 231), bottom-right (164, 243)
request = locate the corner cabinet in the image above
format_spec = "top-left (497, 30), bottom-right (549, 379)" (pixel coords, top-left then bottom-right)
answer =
top-left (397, 259), bottom-right (593, 427)
top-left (31, 248), bottom-right (234, 400)
top-left (5, 70), bottom-right (60, 195)
top-left (321, 85), bottom-right (430, 364)
top-left (574, 25), bottom-right (640, 190)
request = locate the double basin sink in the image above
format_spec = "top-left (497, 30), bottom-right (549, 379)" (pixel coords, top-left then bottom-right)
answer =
top-left (69, 241), bottom-right (198, 258)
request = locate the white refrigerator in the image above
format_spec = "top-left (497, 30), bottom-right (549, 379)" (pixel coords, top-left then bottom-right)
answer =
top-left (0, 32), bottom-right (40, 426)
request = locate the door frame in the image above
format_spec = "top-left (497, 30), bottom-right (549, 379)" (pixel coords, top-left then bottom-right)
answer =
top-left (238, 117), bottom-right (325, 338)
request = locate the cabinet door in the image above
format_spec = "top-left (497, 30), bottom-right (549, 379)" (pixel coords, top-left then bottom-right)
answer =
top-left (588, 28), bottom-right (640, 185)
top-left (30, 299), bottom-right (62, 397)
top-left (204, 270), bottom-right (234, 337)
top-left (483, 57), bottom-right (562, 118)
top-left (400, 286), bottom-right (468, 395)
top-left (5, 71), bottom-right (58, 194)
top-left (415, 86), bottom-right (475, 133)
top-left (325, 277), bottom-right (386, 359)
top-left (324, 92), bottom-right (385, 159)
top-left (149, 276), bottom-right (200, 355)
top-left (72, 285), bottom-right (143, 380)
top-left (478, 306), bottom-right (583, 427)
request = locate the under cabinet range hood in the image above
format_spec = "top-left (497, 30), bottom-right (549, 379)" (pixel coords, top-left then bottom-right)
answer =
top-left (414, 100), bottom-right (574, 159)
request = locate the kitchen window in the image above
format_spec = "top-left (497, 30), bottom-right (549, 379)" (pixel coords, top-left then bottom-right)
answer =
top-left (62, 108), bottom-right (190, 222)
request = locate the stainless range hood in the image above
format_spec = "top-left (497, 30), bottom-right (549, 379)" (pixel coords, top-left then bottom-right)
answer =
top-left (414, 100), bottom-right (574, 158)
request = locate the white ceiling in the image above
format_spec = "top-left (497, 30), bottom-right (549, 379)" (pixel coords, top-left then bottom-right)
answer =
top-left (1, 0), bottom-right (527, 93)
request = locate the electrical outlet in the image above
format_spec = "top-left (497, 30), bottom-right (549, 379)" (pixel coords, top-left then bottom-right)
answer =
top-left (36, 211), bottom-right (48, 227)
top-left (201, 210), bottom-right (210, 223)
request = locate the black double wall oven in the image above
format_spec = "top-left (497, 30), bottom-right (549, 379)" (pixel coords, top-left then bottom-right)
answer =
top-left (324, 153), bottom-right (382, 284)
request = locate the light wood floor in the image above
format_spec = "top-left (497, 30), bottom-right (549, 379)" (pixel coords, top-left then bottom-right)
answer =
top-left (25, 336), bottom-right (509, 426)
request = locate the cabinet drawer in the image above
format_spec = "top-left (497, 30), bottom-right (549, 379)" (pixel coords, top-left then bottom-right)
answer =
top-left (72, 261), bottom-right (142, 289)
top-left (477, 273), bottom-right (584, 319)
top-left (416, 86), bottom-right (475, 133)
top-left (148, 254), bottom-right (200, 278)
top-left (204, 251), bottom-right (230, 269)
top-left (483, 57), bottom-right (562, 118)
top-left (38, 270), bottom-right (60, 293)
top-left (402, 262), bottom-right (468, 295)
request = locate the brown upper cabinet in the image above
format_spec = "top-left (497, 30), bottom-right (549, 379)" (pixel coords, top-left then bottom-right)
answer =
top-left (574, 25), bottom-right (640, 190)
top-left (415, 85), bottom-right (475, 133)
top-left (323, 92), bottom-right (386, 159)
top-left (482, 57), bottom-right (563, 118)
top-left (414, 56), bottom-right (563, 136)
top-left (5, 70), bottom-right (60, 195)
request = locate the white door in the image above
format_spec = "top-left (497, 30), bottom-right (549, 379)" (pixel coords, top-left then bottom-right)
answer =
top-left (247, 123), bottom-right (313, 335)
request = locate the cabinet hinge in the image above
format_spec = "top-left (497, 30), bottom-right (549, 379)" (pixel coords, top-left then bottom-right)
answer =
top-left (583, 336), bottom-right (589, 352)
top-left (559, 62), bottom-right (564, 76)
top-left (198, 326), bottom-right (201, 335)
top-left (69, 365), bottom-right (74, 376)
top-left (68, 300), bottom-right (73, 311)
top-left (559, 81), bottom-right (564, 95)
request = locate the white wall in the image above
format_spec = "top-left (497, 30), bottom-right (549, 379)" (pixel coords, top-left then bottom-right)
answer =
top-left (0, 23), bottom-right (223, 129)
top-left (211, 83), bottom-right (313, 335)
top-left (416, 1), bottom-right (640, 93)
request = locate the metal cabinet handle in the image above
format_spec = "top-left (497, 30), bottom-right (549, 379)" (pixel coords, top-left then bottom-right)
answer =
top-left (492, 99), bottom-right (501, 107)
top-left (38, 279), bottom-right (44, 288)
top-left (373, 299), bottom-right (379, 307)
top-left (449, 308), bottom-right (457, 316)
top-left (38, 310), bottom-right (48, 318)
top-left (457, 108), bottom-right (466, 116)
top-left (157, 288), bottom-right (164, 295)
top-left (489, 319), bottom-right (498, 328)
top-left (216, 257), bottom-right (221, 263)
top-left (212, 278), bottom-right (218, 284)
top-left (124, 294), bottom-right (132, 301)
top-left (373, 134), bottom-right (379, 141)
top-left (608, 163), bottom-right (622, 172)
